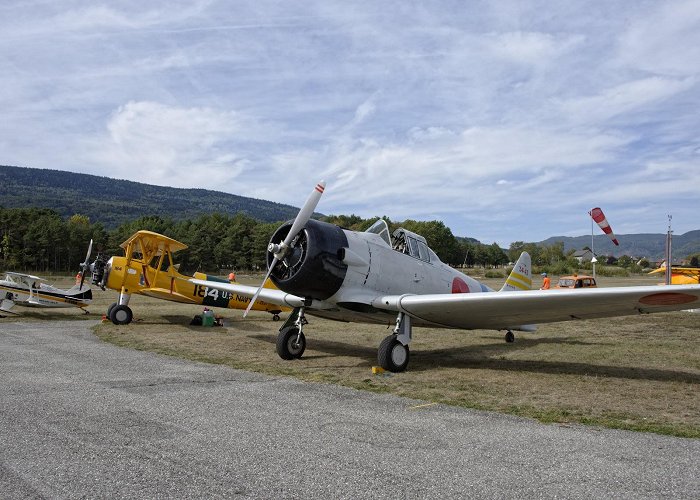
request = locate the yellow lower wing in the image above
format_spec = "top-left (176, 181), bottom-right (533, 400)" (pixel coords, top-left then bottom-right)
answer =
top-left (139, 288), bottom-right (198, 304)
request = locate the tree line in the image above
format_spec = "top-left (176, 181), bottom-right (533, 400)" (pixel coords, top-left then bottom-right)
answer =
top-left (0, 207), bottom-right (516, 274)
top-left (6, 207), bottom-right (693, 276)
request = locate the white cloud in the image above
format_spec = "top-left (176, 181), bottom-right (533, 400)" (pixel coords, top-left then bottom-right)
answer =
top-left (487, 31), bottom-right (584, 65)
top-left (81, 101), bottom-right (250, 188)
top-left (558, 77), bottom-right (697, 125)
top-left (617, 0), bottom-right (700, 76)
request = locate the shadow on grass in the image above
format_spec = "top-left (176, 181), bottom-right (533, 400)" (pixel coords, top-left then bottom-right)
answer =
top-left (253, 333), bottom-right (700, 384)
top-left (411, 351), bottom-right (700, 383)
top-left (126, 315), bottom-right (272, 333)
top-left (0, 309), bottom-right (94, 321)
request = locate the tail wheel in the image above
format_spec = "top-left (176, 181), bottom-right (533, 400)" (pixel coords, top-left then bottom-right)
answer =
top-left (276, 327), bottom-right (306, 360)
top-left (378, 335), bottom-right (409, 372)
top-left (110, 305), bottom-right (133, 325)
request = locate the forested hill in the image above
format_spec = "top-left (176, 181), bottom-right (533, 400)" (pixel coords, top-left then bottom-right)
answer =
top-left (0, 165), bottom-right (303, 227)
top-left (538, 231), bottom-right (700, 261)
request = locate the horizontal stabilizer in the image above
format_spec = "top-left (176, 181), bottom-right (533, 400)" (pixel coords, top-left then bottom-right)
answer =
top-left (0, 298), bottom-right (17, 314)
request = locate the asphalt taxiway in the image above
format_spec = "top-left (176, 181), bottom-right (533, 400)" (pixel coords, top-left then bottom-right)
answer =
top-left (1, 321), bottom-right (698, 498)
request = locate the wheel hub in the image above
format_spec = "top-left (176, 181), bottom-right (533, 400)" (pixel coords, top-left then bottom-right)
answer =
top-left (390, 344), bottom-right (407, 366)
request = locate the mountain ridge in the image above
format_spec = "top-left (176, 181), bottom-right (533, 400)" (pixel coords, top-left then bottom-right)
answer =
top-left (538, 231), bottom-right (700, 261)
top-left (1, 165), bottom-right (698, 260)
top-left (0, 164), bottom-right (302, 227)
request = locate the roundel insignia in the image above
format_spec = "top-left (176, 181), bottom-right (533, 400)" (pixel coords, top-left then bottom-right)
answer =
top-left (639, 292), bottom-right (697, 306)
top-left (452, 277), bottom-right (470, 293)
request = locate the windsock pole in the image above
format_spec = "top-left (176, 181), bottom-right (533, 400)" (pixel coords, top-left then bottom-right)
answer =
top-left (591, 216), bottom-right (596, 279)
top-left (665, 215), bottom-right (673, 286)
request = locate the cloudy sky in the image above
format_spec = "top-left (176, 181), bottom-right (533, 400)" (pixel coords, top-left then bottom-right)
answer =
top-left (2, 1), bottom-right (699, 245)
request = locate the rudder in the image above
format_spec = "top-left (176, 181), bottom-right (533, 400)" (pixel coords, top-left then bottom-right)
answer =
top-left (500, 252), bottom-right (532, 292)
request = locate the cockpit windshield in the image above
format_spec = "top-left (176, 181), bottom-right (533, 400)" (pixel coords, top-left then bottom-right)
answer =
top-left (391, 228), bottom-right (434, 263)
top-left (365, 219), bottom-right (392, 247)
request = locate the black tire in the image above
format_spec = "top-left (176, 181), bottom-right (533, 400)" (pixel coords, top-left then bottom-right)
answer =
top-left (505, 331), bottom-right (515, 343)
top-left (272, 314), bottom-right (281, 321)
top-left (276, 327), bottom-right (306, 360)
top-left (378, 335), bottom-right (409, 372)
top-left (110, 305), bottom-right (133, 325)
top-left (106, 302), bottom-right (118, 319)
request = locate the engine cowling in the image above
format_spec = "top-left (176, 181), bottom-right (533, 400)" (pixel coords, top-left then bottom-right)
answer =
top-left (268, 219), bottom-right (348, 300)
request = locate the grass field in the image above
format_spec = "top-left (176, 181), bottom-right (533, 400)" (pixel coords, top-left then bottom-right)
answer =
top-left (6, 272), bottom-right (699, 438)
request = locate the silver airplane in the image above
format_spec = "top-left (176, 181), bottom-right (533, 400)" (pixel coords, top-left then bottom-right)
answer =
top-left (191, 181), bottom-right (700, 372)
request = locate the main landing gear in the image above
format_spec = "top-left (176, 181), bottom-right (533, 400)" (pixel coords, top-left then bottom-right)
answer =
top-left (107, 291), bottom-right (133, 325)
top-left (276, 307), bottom-right (307, 360)
top-left (504, 330), bottom-right (515, 343)
top-left (274, 309), bottom-right (414, 373)
top-left (377, 312), bottom-right (412, 372)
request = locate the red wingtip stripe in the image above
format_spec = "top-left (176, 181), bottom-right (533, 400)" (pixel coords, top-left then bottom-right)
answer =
top-left (315, 184), bottom-right (325, 193)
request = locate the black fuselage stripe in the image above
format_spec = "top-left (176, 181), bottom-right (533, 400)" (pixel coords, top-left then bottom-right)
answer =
top-left (0, 284), bottom-right (90, 301)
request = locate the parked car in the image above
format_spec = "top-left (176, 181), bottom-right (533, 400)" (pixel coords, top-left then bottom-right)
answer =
top-left (555, 275), bottom-right (597, 289)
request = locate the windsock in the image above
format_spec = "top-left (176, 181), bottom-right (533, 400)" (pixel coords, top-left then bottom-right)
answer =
top-left (589, 207), bottom-right (619, 246)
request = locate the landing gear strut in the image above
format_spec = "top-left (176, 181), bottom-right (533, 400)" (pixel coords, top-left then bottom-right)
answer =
top-left (378, 312), bottom-right (412, 372)
top-left (276, 307), bottom-right (307, 360)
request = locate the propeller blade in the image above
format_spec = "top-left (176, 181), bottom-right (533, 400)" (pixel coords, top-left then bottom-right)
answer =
top-left (79, 239), bottom-right (93, 290)
top-left (245, 180), bottom-right (326, 316)
top-left (83, 239), bottom-right (93, 265)
top-left (243, 257), bottom-right (278, 318)
top-left (269, 181), bottom-right (325, 260)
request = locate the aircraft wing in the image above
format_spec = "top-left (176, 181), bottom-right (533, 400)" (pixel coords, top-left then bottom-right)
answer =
top-left (372, 285), bottom-right (700, 331)
top-left (5, 271), bottom-right (44, 280)
top-left (188, 279), bottom-right (308, 308)
top-left (139, 288), bottom-right (198, 304)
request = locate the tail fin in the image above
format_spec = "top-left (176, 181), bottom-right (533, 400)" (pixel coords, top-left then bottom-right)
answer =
top-left (500, 252), bottom-right (532, 292)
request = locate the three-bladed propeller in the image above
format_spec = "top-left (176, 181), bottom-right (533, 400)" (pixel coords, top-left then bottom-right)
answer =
top-left (243, 181), bottom-right (326, 317)
top-left (78, 239), bottom-right (93, 291)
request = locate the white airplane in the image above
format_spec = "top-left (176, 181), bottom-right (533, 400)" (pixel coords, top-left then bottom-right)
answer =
top-left (0, 272), bottom-right (92, 316)
top-left (191, 181), bottom-right (700, 372)
top-left (0, 241), bottom-right (94, 316)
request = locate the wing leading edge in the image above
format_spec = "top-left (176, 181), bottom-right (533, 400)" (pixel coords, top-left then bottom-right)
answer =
top-left (372, 285), bottom-right (700, 330)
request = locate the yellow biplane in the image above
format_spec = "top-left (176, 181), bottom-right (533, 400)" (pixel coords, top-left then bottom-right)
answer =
top-left (90, 230), bottom-right (287, 325)
top-left (649, 266), bottom-right (700, 285)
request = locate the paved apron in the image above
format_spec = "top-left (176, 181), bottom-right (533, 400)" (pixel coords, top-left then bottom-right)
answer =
top-left (1, 321), bottom-right (698, 498)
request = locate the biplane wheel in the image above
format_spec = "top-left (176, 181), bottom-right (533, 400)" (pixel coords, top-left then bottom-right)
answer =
top-left (276, 327), bottom-right (306, 360)
top-left (110, 305), bottom-right (133, 325)
top-left (272, 314), bottom-right (280, 321)
top-left (505, 330), bottom-right (515, 343)
top-left (378, 335), bottom-right (409, 373)
top-left (107, 302), bottom-right (117, 319)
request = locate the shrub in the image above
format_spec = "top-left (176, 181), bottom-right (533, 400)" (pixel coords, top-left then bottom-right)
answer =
top-left (596, 266), bottom-right (629, 277)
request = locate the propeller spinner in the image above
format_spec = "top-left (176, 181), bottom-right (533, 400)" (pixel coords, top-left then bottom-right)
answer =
top-left (243, 181), bottom-right (326, 317)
